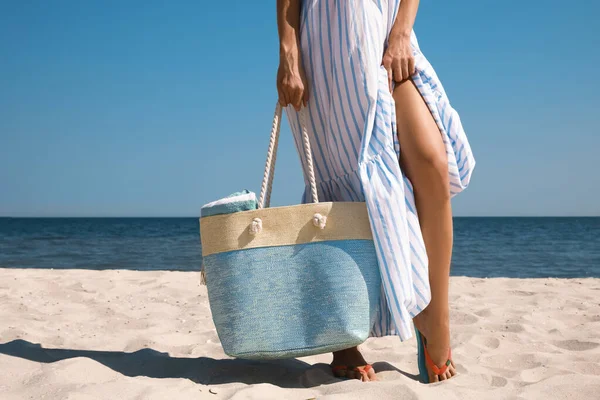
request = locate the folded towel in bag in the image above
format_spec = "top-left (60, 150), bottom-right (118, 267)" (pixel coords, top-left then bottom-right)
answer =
top-left (200, 190), bottom-right (258, 217)
top-left (200, 190), bottom-right (257, 283)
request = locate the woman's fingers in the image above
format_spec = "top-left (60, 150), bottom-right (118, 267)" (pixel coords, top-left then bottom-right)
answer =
top-left (279, 86), bottom-right (307, 110)
top-left (408, 57), bottom-right (416, 77)
top-left (277, 77), bottom-right (307, 109)
top-left (393, 62), bottom-right (403, 83)
top-left (401, 60), bottom-right (409, 83)
top-left (291, 88), bottom-right (303, 111)
top-left (382, 53), bottom-right (393, 92)
top-left (392, 57), bottom-right (415, 82)
top-left (277, 88), bottom-right (286, 107)
top-left (278, 88), bottom-right (289, 107)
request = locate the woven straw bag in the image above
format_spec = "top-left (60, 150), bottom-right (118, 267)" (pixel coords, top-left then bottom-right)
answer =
top-left (199, 104), bottom-right (381, 360)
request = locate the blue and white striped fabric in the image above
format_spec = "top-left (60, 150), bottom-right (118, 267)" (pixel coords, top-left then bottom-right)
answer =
top-left (285, 0), bottom-right (475, 340)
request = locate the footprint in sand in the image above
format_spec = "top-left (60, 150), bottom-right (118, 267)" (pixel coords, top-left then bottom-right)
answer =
top-left (488, 323), bottom-right (525, 334)
top-left (66, 282), bottom-right (94, 293)
top-left (474, 308), bottom-right (492, 318)
top-left (553, 340), bottom-right (599, 351)
top-left (520, 366), bottom-right (553, 383)
top-left (483, 353), bottom-right (542, 370)
top-left (451, 310), bottom-right (479, 325)
top-left (491, 375), bottom-right (508, 387)
top-left (472, 336), bottom-right (501, 350)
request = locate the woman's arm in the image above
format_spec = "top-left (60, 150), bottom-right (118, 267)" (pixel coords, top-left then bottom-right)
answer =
top-left (277, 0), bottom-right (301, 56)
top-left (276, 0), bottom-right (308, 110)
top-left (383, 0), bottom-right (420, 89)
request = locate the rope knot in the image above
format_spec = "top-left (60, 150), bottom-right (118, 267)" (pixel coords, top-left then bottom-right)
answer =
top-left (249, 218), bottom-right (263, 235)
top-left (312, 213), bottom-right (327, 229)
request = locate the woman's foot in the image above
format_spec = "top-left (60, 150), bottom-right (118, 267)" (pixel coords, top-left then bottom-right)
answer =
top-left (413, 306), bottom-right (457, 382)
top-left (330, 346), bottom-right (377, 381)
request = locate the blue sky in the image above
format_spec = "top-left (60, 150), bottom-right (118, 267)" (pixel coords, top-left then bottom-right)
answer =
top-left (1, 0), bottom-right (598, 217)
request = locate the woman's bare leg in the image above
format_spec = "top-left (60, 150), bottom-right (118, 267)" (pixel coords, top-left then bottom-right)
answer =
top-left (393, 79), bottom-right (457, 382)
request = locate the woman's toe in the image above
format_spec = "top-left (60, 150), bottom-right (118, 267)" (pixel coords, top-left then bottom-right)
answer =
top-left (447, 361), bottom-right (457, 378)
top-left (356, 368), bottom-right (374, 382)
top-left (367, 368), bottom-right (378, 381)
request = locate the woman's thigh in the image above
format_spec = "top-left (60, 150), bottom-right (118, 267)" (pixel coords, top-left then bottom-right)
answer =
top-left (393, 79), bottom-right (449, 192)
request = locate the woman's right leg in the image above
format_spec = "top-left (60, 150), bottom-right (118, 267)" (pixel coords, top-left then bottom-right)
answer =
top-left (392, 79), bottom-right (457, 382)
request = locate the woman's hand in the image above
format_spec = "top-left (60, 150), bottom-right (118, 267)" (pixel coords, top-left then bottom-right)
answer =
top-left (382, 33), bottom-right (415, 91)
top-left (277, 49), bottom-right (309, 111)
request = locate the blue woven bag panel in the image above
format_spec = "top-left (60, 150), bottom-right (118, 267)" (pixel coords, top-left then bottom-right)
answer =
top-left (203, 239), bottom-right (381, 360)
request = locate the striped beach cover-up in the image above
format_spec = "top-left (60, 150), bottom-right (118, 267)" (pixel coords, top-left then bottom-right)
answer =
top-left (285, 0), bottom-right (476, 340)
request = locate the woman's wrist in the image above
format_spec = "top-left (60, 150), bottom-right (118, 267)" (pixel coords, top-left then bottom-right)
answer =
top-left (389, 27), bottom-right (411, 43)
top-left (279, 35), bottom-right (300, 58)
top-left (279, 42), bottom-right (301, 68)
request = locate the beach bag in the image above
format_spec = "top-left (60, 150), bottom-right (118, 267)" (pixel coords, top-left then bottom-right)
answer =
top-left (199, 104), bottom-right (381, 360)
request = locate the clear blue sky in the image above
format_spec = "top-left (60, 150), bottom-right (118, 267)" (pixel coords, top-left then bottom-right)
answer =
top-left (1, 1), bottom-right (598, 217)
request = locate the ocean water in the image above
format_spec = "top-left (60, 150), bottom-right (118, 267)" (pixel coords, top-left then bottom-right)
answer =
top-left (0, 217), bottom-right (598, 278)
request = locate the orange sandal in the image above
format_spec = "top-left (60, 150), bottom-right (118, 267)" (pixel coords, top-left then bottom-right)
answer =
top-left (416, 328), bottom-right (452, 383)
top-left (331, 364), bottom-right (349, 377)
top-left (353, 364), bottom-right (374, 381)
top-left (331, 364), bottom-right (374, 380)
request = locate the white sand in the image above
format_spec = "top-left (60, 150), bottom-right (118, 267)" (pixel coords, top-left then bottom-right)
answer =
top-left (0, 269), bottom-right (599, 400)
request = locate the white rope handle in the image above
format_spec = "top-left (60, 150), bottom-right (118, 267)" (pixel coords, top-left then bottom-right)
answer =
top-left (257, 104), bottom-right (282, 209)
top-left (299, 108), bottom-right (319, 204)
top-left (258, 104), bottom-right (319, 209)
top-left (264, 104), bottom-right (281, 208)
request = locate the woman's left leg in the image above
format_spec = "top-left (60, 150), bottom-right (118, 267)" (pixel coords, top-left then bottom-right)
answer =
top-left (393, 78), bottom-right (457, 382)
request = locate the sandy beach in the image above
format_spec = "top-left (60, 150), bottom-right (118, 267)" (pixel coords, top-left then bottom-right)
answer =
top-left (0, 269), bottom-right (598, 399)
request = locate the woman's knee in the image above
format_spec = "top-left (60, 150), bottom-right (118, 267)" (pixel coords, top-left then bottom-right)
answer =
top-left (407, 149), bottom-right (450, 197)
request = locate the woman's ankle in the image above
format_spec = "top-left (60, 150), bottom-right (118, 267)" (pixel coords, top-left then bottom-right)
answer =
top-left (413, 305), bottom-right (449, 339)
top-left (332, 346), bottom-right (366, 365)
